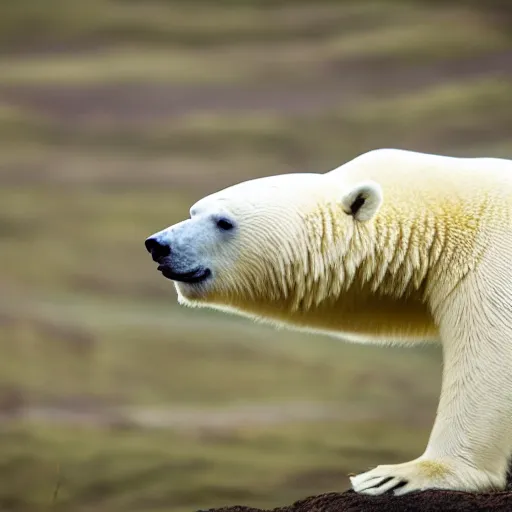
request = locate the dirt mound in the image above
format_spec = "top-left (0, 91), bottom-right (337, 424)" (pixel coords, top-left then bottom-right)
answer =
top-left (203, 467), bottom-right (512, 512)
top-left (204, 490), bottom-right (512, 512)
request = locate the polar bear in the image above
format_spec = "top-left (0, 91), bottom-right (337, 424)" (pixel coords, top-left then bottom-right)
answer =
top-left (145, 148), bottom-right (512, 496)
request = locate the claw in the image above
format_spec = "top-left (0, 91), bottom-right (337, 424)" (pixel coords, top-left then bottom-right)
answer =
top-left (363, 477), bottom-right (405, 495)
top-left (351, 474), bottom-right (385, 492)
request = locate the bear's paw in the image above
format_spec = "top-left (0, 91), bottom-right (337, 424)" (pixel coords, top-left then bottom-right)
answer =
top-left (350, 457), bottom-right (504, 496)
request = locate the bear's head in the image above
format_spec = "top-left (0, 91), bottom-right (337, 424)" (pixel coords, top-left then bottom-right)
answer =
top-left (145, 173), bottom-right (383, 316)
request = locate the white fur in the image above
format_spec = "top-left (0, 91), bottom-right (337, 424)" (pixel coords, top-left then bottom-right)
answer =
top-left (163, 148), bottom-right (512, 495)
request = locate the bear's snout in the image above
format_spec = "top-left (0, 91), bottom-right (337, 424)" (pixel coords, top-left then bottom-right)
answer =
top-left (144, 236), bottom-right (171, 263)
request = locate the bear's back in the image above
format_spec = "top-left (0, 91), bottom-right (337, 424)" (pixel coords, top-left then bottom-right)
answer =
top-left (328, 148), bottom-right (512, 194)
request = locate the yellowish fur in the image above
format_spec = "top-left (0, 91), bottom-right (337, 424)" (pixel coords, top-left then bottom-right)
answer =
top-left (186, 150), bottom-right (502, 343)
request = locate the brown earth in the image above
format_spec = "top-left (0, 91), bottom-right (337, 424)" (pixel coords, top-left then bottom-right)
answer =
top-left (204, 469), bottom-right (512, 512)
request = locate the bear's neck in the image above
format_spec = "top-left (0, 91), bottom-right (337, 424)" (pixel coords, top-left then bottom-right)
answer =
top-left (289, 200), bottom-right (482, 314)
top-left (217, 199), bottom-right (482, 340)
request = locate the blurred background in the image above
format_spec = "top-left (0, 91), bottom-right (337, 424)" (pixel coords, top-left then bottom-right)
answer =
top-left (0, 1), bottom-right (511, 511)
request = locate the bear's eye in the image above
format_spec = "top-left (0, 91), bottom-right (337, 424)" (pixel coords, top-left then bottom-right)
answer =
top-left (216, 218), bottom-right (234, 231)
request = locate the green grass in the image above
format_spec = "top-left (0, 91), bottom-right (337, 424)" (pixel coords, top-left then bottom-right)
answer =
top-left (0, 49), bottom-right (247, 85)
top-left (0, 0), bottom-right (495, 50)
top-left (0, 0), bottom-right (511, 511)
top-left (0, 419), bottom-right (432, 512)
top-left (0, 2), bottom-right (506, 85)
top-left (0, 288), bottom-right (442, 406)
top-left (1, 78), bottom-right (510, 176)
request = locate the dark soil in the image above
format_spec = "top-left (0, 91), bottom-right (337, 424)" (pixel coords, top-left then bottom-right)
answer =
top-left (203, 465), bottom-right (512, 511)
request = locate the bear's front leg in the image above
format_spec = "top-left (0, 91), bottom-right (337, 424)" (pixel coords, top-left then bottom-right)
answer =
top-left (352, 267), bottom-right (512, 495)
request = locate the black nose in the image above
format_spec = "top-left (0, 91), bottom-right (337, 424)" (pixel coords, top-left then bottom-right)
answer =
top-left (145, 237), bottom-right (171, 262)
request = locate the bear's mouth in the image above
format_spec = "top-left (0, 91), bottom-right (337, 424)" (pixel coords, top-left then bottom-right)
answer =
top-left (157, 265), bottom-right (211, 284)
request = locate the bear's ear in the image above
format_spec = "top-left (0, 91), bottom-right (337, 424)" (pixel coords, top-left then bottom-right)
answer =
top-left (341, 181), bottom-right (383, 221)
